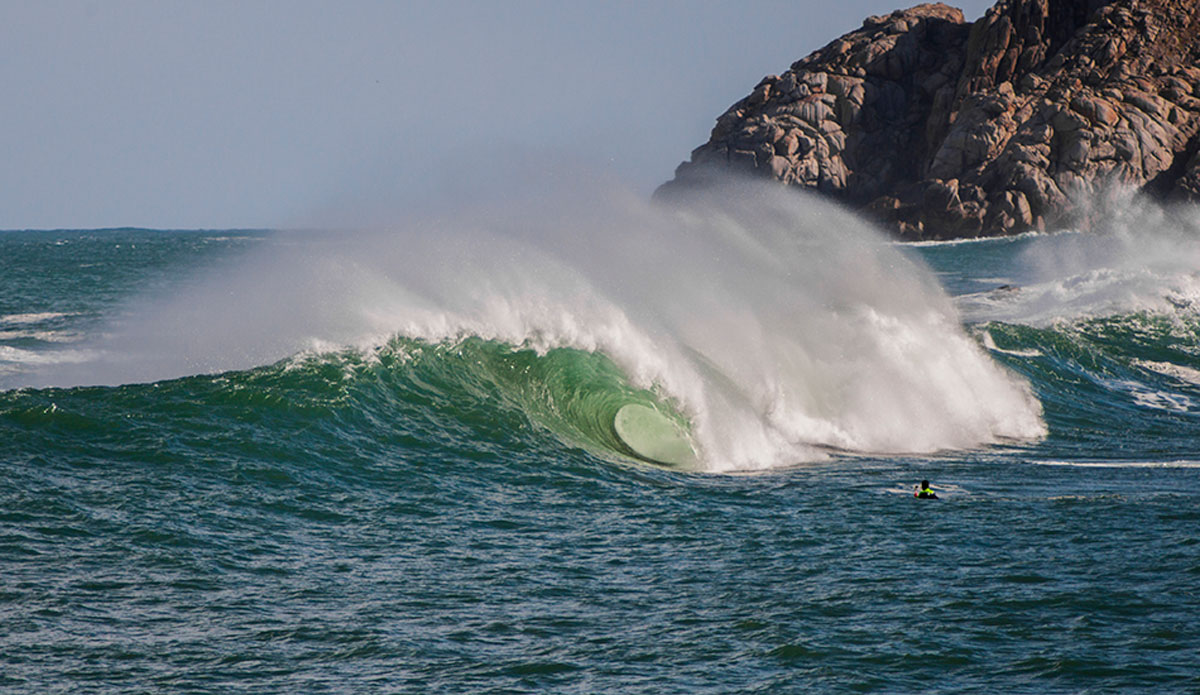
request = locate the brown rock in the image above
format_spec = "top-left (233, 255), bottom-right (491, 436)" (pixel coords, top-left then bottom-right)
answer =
top-left (657, 0), bottom-right (1200, 239)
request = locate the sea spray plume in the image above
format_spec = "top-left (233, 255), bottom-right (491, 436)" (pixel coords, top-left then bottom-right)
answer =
top-left (23, 179), bottom-right (1045, 469)
top-left (619, 181), bottom-right (1045, 467)
top-left (958, 191), bottom-right (1200, 326)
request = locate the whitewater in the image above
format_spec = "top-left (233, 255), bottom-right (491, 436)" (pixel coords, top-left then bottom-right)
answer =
top-left (6, 183), bottom-right (1045, 471)
top-left (2, 181), bottom-right (1198, 692)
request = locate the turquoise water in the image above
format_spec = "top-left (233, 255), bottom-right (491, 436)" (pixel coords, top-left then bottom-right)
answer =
top-left (3, 194), bottom-right (1199, 692)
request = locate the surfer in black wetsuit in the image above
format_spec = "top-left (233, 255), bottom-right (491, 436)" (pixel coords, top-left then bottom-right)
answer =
top-left (914, 480), bottom-right (938, 499)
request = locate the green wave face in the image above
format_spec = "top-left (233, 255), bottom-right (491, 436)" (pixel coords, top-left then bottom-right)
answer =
top-left (0, 337), bottom-right (699, 475)
top-left (433, 339), bottom-right (696, 467)
top-left (362, 338), bottom-right (697, 468)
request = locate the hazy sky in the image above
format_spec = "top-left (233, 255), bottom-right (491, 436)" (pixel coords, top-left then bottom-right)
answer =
top-left (3, 0), bottom-right (995, 229)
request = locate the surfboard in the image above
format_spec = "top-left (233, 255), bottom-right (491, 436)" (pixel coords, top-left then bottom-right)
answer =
top-left (613, 403), bottom-right (696, 467)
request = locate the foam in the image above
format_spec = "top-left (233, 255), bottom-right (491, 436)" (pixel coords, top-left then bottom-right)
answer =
top-left (0, 330), bottom-right (83, 343)
top-left (1035, 460), bottom-right (1200, 468)
top-left (18, 179), bottom-right (1046, 470)
top-left (0, 345), bottom-right (94, 367)
top-left (1104, 378), bottom-right (1195, 412)
top-left (1133, 359), bottom-right (1200, 387)
top-left (956, 194), bottom-right (1200, 326)
top-left (0, 312), bottom-right (77, 325)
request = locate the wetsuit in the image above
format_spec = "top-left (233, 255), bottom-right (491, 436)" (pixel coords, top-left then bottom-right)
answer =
top-left (914, 487), bottom-right (938, 499)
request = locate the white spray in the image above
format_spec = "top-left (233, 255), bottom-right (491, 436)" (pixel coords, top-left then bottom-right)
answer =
top-left (29, 179), bottom-right (1046, 470)
top-left (958, 191), bottom-right (1200, 325)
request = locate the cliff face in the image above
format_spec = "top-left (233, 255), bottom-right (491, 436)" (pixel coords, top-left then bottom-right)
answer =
top-left (658, 0), bottom-right (1200, 239)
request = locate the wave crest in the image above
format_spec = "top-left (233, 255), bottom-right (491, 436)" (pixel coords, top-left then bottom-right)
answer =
top-left (21, 180), bottom-right (1046, 470)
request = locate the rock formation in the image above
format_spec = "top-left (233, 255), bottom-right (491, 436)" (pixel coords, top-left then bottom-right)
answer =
top-left (657, 0), bottom-right (1200, 239)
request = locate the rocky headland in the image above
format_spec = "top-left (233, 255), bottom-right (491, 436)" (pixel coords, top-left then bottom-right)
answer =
top-left (657, 0), bottom-right (1200, 239)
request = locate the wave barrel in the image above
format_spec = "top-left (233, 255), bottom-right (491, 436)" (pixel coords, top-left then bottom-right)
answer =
top-left (613, 403), bottom-right (697, 467)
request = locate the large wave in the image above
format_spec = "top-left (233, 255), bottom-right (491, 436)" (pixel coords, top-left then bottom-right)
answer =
top-left (21, 181), bottom-right (1046, 471)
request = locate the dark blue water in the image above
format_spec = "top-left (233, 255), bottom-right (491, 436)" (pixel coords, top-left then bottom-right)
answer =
top-left (2, 215), bottom-right (1199, 693)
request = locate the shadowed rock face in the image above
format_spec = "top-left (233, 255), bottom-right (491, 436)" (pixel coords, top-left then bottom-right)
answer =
top-left (658, 0), bottom-right (1200, 240)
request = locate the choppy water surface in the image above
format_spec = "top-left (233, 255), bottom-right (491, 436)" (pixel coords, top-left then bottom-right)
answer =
top-left (3, 191), bottom-right (1199, 693)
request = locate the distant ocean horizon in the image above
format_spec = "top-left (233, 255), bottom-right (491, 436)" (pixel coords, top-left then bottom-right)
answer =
top-left (3, 185), bottom-right (1198, 692)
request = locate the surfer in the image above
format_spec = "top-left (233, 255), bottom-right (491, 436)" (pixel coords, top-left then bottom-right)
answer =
top-left (914, 480), bottom-right (938, 499)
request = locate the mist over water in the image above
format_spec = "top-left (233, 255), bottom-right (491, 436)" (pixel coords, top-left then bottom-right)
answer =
top-left (23, 179), bottom-right (1044, 470)
top-left (956, 192), bottom-right (1200, 325)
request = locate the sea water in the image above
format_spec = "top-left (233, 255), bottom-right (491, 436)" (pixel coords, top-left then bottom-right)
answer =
top-left (2, 185), bottom-right (1198, 692)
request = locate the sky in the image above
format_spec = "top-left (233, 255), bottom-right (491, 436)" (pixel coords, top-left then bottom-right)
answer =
top-left (2, 0), bottom-right (995, 229)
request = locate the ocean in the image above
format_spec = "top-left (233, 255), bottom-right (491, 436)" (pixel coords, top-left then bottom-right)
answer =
top-left (2, 185), bottom-right (1198, 693)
